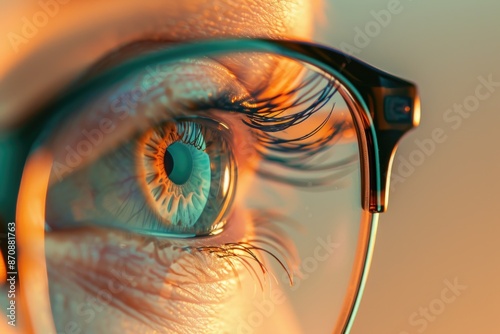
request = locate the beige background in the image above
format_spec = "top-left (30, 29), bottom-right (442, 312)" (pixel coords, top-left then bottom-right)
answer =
top-left (314, 0), bottom-right (500, 333)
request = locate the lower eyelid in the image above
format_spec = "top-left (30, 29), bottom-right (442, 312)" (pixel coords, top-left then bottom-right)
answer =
top-left (45, 206), bottom-right (252, 266)
top-left (45, 207), bottom-right (254, 332)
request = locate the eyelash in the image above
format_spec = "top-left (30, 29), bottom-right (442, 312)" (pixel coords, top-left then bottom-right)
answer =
top-left (193, 70), bottom-right (354, 177)
top-left (51, 62), bottom-right (345, 285)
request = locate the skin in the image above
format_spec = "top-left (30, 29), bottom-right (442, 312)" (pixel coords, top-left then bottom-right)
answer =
top-left (0, 1), bottom-right (315, 333)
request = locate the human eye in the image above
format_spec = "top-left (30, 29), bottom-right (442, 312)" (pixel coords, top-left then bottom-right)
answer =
top-left (48, 114), bottom-right (235, 236)
top-left (20, 40), bottom-right (364, 334)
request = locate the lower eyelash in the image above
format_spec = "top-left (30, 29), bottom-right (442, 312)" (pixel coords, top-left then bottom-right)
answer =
top-left (124, 210), bottom-right (298, 291)
top-left (191, 210), bottom-right (300, 290)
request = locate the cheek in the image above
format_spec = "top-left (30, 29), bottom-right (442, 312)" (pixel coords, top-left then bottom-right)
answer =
top-left (44, 209), bottom-right (255, 334)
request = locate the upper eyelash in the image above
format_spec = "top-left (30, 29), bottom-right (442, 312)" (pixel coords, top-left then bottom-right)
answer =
top-left (198, 70), bottom-right (358, 189)
top-left (240, 74), bottom-right (349, 165)
top-left (191, 69), bottom-right (353, 160)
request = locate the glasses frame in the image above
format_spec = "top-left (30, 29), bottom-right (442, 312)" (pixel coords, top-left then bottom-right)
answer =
top-left (4, 38), bottom-right (419, 334)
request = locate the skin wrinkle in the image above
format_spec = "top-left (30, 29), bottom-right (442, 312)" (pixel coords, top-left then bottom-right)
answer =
top-left (45, 202), bottom-right (261, 333)
top-left (47, 255), bottom-right (156, 332)
top-left (46, 228), bottom-right (242, 334)
top-left (50, 264), bottom-right (160, 332)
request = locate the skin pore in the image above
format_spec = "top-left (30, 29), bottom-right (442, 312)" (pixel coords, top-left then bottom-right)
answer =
top-left (0, 0), bottom-right (314, 333)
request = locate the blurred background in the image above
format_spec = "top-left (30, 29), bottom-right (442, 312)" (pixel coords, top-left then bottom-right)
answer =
top-left (315, 0), bottom-right (500, 333)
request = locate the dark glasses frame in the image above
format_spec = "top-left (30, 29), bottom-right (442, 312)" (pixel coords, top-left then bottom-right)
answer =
top-left (267, 39), bottom-right (420, 213)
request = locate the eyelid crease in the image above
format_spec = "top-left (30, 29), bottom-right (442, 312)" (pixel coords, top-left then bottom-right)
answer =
top-left (80, 40), bottom-right (180, 83)
top-left (78, 40), bottom-right (278, 96)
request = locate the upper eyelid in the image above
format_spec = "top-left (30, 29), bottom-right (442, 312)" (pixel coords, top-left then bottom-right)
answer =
top-left (0, 0), bottom-right (306, 129)
top-left (13, 38), bottom-right (287, 135)
top-left (37, 41), bottom-right (330, 185)
top-left (37, 40), bottom-right (259, 125)
top-left (80, 40), bottom-right (180, 83)
top-left (42, 56), bottom-right (260, 184)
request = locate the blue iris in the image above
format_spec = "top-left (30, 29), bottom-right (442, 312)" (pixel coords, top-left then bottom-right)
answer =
top-left (162, 135), bottom-right (212, 227)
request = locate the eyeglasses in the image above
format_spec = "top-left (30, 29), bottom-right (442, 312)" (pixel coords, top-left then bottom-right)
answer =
top-left (3, 38), bottom-right (419, 334)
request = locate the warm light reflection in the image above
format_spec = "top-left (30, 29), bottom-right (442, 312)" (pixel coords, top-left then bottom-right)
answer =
top-left (413, 95), bottom-right (422, 127)
top-left (17, 150), bottom-right (55, 334)
top-left (0, 251), bottom-right (6, 283)
top-left (223, 166), bottom-right (230, 195)
top-left (278, 110), bottom-right (356, 145)
top-left (0, 318), bottom-right (16, 334)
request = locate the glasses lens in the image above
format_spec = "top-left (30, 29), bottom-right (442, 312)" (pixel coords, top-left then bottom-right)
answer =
top-left (18, 42), bottom-right (371, 334)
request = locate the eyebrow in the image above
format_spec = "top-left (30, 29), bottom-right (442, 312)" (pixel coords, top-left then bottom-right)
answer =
top-left (0, 0), bottom-right (308, 129)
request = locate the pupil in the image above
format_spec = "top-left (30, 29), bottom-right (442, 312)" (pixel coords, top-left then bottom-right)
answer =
top-left (164, 150), bottom-right (174, 176)
top-left (164, 142), bottom-right (193, 185)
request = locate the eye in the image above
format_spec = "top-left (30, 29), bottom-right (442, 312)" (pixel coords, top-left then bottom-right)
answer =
top-left (137, 118), bottom-right (234, 235)
top-left (47, 116), bottom-right (235, 237)
top-left (41, 52), bottom-right (250, 238)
